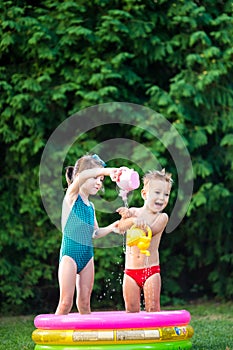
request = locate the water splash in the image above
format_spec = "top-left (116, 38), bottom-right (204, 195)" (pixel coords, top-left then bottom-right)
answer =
top-left (123, 197), bottom-right (129, 208)
top-left (116, 168), bottom-right (140, 256)
top-left (119, 189), bottom-right (129, 207)
top-left (145, 256), bottom-right (150, 266)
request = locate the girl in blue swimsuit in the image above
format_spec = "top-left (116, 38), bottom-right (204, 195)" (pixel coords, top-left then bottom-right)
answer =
top-left (55, 154), bottom-right (122, 315)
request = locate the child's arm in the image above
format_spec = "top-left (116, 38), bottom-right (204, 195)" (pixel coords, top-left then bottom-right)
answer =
top-left (117, 207), bottom-right (144, 232)
top-left (92, 220), bottom-right (121, 239)
top-left (92, 206), bottom-right (123, 239)
top-left (66, 167), bottom-right (121, 205)
top-left (151, 213), bottom-right (169, 235)
top-left (117, 217), bottom-right (133, 233)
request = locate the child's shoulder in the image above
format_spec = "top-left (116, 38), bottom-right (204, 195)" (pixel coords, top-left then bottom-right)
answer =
top-left (157, 212), bottom-right (169, 222)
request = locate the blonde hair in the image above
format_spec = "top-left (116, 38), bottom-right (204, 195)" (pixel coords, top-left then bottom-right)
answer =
top-left (143, 169), bottom-right (173, 188)
top-left (66, 154), bottom-right (106, 185)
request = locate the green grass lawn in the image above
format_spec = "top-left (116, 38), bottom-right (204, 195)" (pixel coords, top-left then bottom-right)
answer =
top-left (0, 301), bottom-right (232, 350)
top-left (0, 315), bottom-right (35, 350)
top-left (186, 301), bottom-right (233, 350)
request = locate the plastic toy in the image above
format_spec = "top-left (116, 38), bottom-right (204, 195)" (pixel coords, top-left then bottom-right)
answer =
top-left (126, 225), bottom-right (152, 256)
top-left (116, 167), bottom-right (140, 202)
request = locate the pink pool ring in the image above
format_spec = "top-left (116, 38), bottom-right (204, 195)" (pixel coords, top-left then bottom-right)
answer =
top-left (34, 310), bottom-right (191, 330)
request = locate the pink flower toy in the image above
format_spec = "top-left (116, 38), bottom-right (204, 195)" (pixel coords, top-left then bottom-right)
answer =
top-left (116, 167), bottom-right (140, 205)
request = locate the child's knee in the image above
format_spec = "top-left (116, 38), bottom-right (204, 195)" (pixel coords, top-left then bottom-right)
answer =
top-left (57, 298), bottom-right (73, 314)
top-left (125, 301), bottom-right (140, 313)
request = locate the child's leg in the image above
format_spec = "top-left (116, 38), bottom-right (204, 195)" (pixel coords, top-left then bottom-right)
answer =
top-left (76, 258), bottom-right (94, 314)
top-left (123, 274), bottom-right (141, 312)
top-left (143, 273), bottom-right (161, 312)
top-left (55, 256), bottom-right (77, 315)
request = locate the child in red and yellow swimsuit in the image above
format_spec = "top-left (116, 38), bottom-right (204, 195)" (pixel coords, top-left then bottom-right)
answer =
top-left (117, 169), bottom-right (173, 313)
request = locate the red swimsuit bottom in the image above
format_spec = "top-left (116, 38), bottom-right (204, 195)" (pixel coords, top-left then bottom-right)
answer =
top-left (124, 265), bottom-right (160, 288)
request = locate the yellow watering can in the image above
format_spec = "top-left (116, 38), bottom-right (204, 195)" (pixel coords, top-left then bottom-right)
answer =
top-left (126, 225), bottom-right (152, 256)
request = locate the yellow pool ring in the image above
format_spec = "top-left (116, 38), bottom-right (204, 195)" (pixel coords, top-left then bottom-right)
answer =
top-left (32, 325), bottom-right (194, 345)
top-left (126, 224), bottom-right (152, 256)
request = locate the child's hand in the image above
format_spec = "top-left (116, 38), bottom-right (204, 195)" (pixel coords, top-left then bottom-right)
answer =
top-left (133, 217), bottom-right (148, 230)
top-left (109, 168), bottom-right (122, 182)
top-left (111, 220), bottom-right (124, 234)
top-left (116, 207), bottom-right (132, 219)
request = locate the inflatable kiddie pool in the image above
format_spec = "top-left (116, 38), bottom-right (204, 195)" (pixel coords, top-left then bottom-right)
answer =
top-left (32, 310), bottom-right (194, 349)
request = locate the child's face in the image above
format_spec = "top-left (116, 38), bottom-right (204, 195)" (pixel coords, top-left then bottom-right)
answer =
top-left (82, 175), bottom-right (104, 195)
top-left (143, 179), bottom-right (171, 213)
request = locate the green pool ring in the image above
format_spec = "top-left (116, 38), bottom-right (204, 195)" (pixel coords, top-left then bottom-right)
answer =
top-left (34, 340), bottom-right (192, 349)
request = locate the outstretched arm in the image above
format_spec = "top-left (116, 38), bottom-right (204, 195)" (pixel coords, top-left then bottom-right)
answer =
top-left (92, 220), bottom-right (121, 239)
top-left (66, 167), bottom-right (122, 205)
top-left (117, 217), bottom-right (134, 233)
